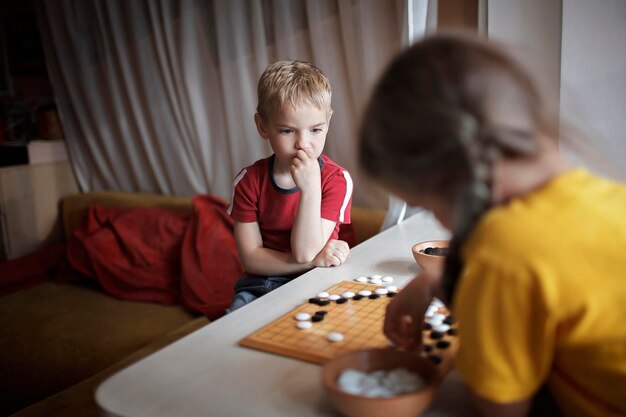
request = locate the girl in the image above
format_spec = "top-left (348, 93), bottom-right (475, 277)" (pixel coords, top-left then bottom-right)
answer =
top-left (359, 33), bottom-right (626, 417)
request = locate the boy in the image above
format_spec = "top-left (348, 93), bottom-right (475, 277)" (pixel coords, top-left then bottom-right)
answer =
top-left (226, 60), bottom-right (353, 312)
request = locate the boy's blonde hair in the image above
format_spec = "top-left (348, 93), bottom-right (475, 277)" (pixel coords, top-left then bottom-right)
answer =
top-left (257, 60), bottom-right (332, 120)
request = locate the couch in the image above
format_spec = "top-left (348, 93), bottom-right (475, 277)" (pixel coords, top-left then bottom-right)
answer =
top-left (0, 191), bottom-right (386, 416)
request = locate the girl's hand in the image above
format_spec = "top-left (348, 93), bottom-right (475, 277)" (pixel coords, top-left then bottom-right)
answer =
top-left (311, 239), bottom-right (350, 267)
top-left (290, 149), bottom-right (321, 193)
top-left (384, 271), bottom-right (442, 350)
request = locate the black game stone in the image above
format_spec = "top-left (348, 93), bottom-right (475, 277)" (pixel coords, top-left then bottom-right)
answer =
top-left (428, 355), bottom-right (443, 364)
top-left (353, 294), bottom-right (364, 300)
top-left (436, 340), bottom-right (451, 349)
top-left (336, 298), bottom-right (348, 304)
top-left (429, 331), bottom-right (444, 340)
top-left (368, 294), bottom-right (380, 300)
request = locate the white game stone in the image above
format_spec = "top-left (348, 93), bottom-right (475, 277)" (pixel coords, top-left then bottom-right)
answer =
top-left (433, 323), bottom-right (451, 333)
top-left (354, 276), bottom-right (368, 283)
top-left (427, 315), bottom-right (444, 326)
top-left (431, 313), bottom-right (446, 322)
top-left (317, 292), bottom-right (330, 299)
top-left (295, 312), bottom-right (311, 321)
top-left (369, 278), bottom-right (383, 285)
top-left (327, 332), bottom-right (344, 342)
top-left (341, 291), bottom-right (355, 299)
top-left (369, 274), bottom-right (383, 280)
top-left (382, 276), bottom-right (394, 283)
top-left (296, 321), bottom-right (312, 329)
top-left (375, 288), bottom-right (388, 295)
top-left (425, 305), bottom-right (439, 317)
top-left (328, 294), bottom-right (341, 301)
top-left (386, 285), bottom-right (398, 292)
top-left (358, 290), bottom-right (372, 297)
top-left (431, 298), bottom-right (446, 308)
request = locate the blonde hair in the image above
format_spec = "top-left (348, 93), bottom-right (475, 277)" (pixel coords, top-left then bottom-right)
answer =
top-left (257, 60), bottom-right (332, 120)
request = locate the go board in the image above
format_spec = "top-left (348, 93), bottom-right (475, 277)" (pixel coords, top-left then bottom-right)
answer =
top-left (239, 280), bottom-right (459, 369)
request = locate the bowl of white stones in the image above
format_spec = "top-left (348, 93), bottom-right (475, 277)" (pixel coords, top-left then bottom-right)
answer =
top-left (321, 348), bottom-right (438, 417)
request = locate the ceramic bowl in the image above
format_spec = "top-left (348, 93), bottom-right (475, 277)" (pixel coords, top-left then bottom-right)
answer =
top-left (321, 348), bottom-right (438, 417)
top-left (411, 240), bottom-right (450, 275)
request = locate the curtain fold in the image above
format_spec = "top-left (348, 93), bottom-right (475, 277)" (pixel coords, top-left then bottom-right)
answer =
top-left (38, 0), bottom-right (433, 206)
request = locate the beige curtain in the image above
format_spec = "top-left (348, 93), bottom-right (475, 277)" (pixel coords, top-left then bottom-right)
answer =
top-left (37, 0), bottom-right (435, 206)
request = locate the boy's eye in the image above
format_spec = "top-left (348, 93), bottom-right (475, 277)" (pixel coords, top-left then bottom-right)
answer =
top-left (279, 129), bottom-right (293, 135)
top-left (311, 128), bottom-right (323, 134)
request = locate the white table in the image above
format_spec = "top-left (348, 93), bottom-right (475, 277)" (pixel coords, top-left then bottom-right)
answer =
top-left (96, 211), bottom-right (471, 417)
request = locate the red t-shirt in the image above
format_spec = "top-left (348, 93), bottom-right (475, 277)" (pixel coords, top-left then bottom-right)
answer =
top-left (227, 154), bottom-right (353, 254)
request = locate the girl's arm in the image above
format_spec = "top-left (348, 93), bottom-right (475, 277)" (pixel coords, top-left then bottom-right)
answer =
top-left (383, 271), bottom-right (444, 349)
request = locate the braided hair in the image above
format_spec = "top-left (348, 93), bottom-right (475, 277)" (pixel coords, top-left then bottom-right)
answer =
top-left (359, 33), bottom-right (556, 302)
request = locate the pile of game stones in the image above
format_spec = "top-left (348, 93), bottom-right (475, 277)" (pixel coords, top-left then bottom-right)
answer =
top-left (422, 298), bottom-right (457, 364)
top-left (337, 368), bottom-right (425, 397)
top-left (420, 246), bottom-right (449, 256)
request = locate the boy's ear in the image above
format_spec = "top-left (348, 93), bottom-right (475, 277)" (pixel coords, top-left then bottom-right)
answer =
top-left (254, 113), bottom-right (270, 140)
top-left (327, 108), bottom-right (333, 123)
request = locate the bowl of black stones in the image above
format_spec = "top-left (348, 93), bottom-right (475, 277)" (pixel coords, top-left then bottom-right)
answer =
top-left (411, 240), bottom-right (450, 275)
top-left (321, 348), bottom-right (438, 417)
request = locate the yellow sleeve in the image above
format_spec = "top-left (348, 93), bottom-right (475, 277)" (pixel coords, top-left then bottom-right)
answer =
top-left (453, 256), bottom-right (556, 403)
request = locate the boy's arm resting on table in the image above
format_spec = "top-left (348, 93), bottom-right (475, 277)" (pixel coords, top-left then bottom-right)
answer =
top-left (290, 209), bottom-right (337, 263)
top-left (235, 221), bottom-right (311, 276)
top-left (235, 221), bottom-right (350, 276)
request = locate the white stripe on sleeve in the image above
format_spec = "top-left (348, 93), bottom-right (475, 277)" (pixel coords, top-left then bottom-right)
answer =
top-left (226, 168), bottom-right (248, 215)
top-left (339, 171), bottom-right (353, 223)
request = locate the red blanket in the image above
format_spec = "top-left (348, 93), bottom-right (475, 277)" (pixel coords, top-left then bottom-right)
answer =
top-left (66, 195), bottom-right (243, 319)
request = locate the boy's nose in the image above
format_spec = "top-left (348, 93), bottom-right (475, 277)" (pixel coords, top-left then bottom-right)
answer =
top-left (295, 135), bottom-right (310, 150)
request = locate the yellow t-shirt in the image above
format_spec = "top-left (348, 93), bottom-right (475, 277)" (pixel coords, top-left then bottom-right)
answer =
top-left (454, 169), bottom-right (626, 417)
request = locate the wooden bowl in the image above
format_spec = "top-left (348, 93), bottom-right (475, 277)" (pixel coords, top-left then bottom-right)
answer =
top-left (411, 240), bottom-right (450, 275)
top-left (321, 348), bottom-right (438, 417)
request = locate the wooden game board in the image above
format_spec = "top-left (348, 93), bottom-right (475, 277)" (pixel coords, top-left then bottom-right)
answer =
top-left (239, 280), bottom-right (459, 367)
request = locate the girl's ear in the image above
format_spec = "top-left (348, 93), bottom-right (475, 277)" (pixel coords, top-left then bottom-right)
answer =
top-left (254, 113), bottom-right (270, 140)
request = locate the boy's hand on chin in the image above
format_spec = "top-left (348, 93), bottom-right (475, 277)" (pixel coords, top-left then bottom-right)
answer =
top-left (290, 149), bottom-right (321, 192)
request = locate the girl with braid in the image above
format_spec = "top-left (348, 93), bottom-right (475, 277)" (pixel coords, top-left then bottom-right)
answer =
top-left (359, 33), bottom-right (626, 417)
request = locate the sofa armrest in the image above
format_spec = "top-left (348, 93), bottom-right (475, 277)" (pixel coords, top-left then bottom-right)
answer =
top-left (60, 190), bottom-right (387, 246)
top-left (60, 191), bottom-right (193, 241)
top-left (350, 206), bottom-right (387, 244)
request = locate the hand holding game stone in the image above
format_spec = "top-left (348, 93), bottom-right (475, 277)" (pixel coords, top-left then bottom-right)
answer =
top-left (312, 239), bottom-right (350, 267)
top-left (290, 149), bottom-right (321, 192)
top-left (383, 271), bottom-right (442, 350)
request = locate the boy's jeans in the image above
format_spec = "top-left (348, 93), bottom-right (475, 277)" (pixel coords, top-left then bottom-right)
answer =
top-left (225, 276), bottom-right (291, 313)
